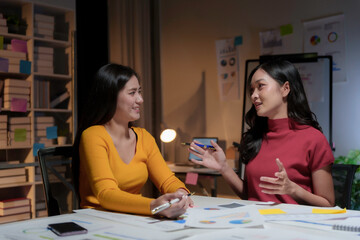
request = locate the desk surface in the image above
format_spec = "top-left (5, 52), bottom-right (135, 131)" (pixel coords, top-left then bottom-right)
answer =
top-left (167, 163), bottom-right (220, 175)
top-left (0, 195), bottom-right (359, 240)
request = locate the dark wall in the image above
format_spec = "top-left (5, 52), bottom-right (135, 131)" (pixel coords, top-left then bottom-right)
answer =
top-left (75, 1), bottom-right (109, 126)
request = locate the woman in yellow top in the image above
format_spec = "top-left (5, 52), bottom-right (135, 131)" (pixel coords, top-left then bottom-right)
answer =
top-left (73, 63), bottom-right (193, 218)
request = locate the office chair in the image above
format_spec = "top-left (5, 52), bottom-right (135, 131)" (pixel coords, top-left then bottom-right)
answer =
top-left (38, 146), bottom-right (79, 216)
top-left (332, 163), bottom-right (359, 209)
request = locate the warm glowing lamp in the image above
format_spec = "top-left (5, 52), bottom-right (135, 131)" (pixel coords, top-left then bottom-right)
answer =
top-left (160, 128), bottom-right (177, 158)
top-left (160, 129), bottom-right (176, 143)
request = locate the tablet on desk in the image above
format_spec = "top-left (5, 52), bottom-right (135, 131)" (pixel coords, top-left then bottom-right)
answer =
top-left (188, 137), bottom-right (218, 161)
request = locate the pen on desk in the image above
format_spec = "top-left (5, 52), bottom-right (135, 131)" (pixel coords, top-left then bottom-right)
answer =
top-left (151, 192), bottom-right (195, 215)
top-left (181, 142), bottom-right (215, 150)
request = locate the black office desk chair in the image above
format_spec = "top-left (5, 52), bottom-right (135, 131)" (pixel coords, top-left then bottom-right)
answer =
top-left (38, 146), bottom-right (79, 216)
top-left (332, 163), bottom-right (359, 209)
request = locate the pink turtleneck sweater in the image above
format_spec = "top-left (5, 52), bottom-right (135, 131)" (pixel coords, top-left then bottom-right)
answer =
top-left (246, 118), bottom-right (334, 204)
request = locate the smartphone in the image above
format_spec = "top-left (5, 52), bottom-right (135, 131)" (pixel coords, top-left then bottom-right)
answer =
top-left (48, 222), bottom-right (88, 236)
top-left (188, 137), bottom-right (218, 161)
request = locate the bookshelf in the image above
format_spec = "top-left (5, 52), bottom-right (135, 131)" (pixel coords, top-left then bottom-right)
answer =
top-left (0, 0), bottom-right (75, 223)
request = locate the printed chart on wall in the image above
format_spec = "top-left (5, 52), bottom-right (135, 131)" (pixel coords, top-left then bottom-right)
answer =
top-left (303, 14), bottom-right (346, 82)
top-left (259, 24), bottom-right (294, 55)
top-left (215, 36), bottom-right (242, 101)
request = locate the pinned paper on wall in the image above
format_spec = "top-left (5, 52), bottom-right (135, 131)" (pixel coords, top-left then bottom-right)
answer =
top-left (185, 172), bottom-right (198, 185)
top-left (259, 24), bottom-right (294, 55)
top-left (303, 14), bottom-right (346, 82)
top-left (14, 128), bottom-right (27, 142)
top-left (33, 143), bottom-right (45, 157)
top-left (11, 39), bottom-right (28, 53)
top-left (46, 126), bottom-right (58, 139)
top-left (11, 98), bottom-right (27, 112)
top-left (215, 36), bottom-right (241, 101)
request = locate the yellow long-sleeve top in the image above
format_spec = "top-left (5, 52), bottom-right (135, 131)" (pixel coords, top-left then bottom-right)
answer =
top-left (79, 125), bottom-right (188, 215)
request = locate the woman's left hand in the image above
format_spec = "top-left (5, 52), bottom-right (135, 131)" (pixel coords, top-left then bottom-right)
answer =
top-left (259, 158), bottom-right (297, 196)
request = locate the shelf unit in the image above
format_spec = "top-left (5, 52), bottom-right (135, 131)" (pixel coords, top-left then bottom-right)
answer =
top-left (0, 0), bottom-right (75, 222)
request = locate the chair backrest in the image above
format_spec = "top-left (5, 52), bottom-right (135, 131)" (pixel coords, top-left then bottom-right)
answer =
top-left (332, 163), bottom-right (359, 209)
top-left (38, 146), bottom-right (78, 216)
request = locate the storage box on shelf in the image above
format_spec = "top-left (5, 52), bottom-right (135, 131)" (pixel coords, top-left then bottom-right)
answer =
top-left (0, 0), bottom-right (75, 223)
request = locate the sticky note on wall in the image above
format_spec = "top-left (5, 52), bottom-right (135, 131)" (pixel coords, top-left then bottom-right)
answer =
top-left (33, 143), bottom-right (45, 157)
top-left (11, 39), bottom-right (28, 53)
top-left (11, 98), bottom-right (27, 112)
top-left (280, 24), bottom-right (293, 36)
top-left (46, 126), bottom-right (58, 139)
top-left (185, 172), bottom-right (198, 185)
top-left (14, 128), bottom-right (27, 142)
top-left (20, 60), bottom-right (31, 74)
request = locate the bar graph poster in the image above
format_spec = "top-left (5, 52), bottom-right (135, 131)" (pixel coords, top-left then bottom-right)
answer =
top-left (215, 36), bottom-right (241, 101)
top-left (303, 14), bottom-right (346, 82)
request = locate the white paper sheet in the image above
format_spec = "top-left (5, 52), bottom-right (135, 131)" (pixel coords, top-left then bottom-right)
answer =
top-left (181, 226), bottom-right (346, 240)
top-left (74, 208), bottom-right (186, 232)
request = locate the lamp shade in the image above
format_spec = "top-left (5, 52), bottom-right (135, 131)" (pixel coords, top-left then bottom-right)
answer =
top-left (160, 129), bottom-right (177, 143)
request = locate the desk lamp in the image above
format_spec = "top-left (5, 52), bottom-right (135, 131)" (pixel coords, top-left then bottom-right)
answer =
top-left (160, 128), bottom-right (177, 158)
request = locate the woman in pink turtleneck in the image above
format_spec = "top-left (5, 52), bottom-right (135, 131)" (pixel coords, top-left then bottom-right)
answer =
top-left (189, 59), bottom-right (335, 207)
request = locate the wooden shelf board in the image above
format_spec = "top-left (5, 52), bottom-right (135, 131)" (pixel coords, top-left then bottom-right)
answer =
top-left (34, 37), bottom-right (71, 47)
top-left (33, 72), bottom-right (72, 80)
top-left (33, 108), bottom-right (72, 113)
top-left (0, 72), bottom-right (30, 80)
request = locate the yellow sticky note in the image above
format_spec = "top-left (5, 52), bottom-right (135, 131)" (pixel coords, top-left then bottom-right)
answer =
top-left (312, 208), bottom-right (346, 214)
top-left (258, 209), bottom-right (286, 215)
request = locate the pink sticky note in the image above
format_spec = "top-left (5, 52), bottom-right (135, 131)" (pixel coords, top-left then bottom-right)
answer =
top-left (11, 98), bottom-right (27, 112)
top-left (185, 172), bottom-right (198, 185)
top-left (11, 39), bottom-right (28, 53)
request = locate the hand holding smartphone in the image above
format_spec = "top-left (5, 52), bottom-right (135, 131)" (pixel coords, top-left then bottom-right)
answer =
top-left (48, 222), bottom-right (88, 237)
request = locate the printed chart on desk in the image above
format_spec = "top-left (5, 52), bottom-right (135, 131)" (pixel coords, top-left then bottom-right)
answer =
top-left (185, 203), bottom-right (264, 228)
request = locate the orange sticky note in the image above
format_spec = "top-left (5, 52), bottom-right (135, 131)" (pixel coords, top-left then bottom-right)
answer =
top-left (312, 208), bottom-right (346, 214)
top-left (185, 172), bottom-right (198, 185)
top-left (258, 209), bottom-right (286, 215)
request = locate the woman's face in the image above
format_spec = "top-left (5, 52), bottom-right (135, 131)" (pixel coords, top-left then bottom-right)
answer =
top-left (115, 76), bottom-right (143, 122)
top-left (250, 68), bottom-right (289, 119)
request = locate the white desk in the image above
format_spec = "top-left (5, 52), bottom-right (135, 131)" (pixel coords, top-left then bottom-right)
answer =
top-left (0, 196), bottom-right (359, 240)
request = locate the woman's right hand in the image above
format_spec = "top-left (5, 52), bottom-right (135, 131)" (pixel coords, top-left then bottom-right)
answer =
top-left (188, 140), bottom-right (228, 173)
top-left (150, 192), bottom-right (190, 219)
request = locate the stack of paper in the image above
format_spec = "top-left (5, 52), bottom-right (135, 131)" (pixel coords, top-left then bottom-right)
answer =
top-left (0, 115), bottom-right (7, 147)
top-left (34, 14), bottom-right (54, 39)
top-left (3, 79), bottom-right (30, 109)
top-left (34, 46), bottom-right (54, 74)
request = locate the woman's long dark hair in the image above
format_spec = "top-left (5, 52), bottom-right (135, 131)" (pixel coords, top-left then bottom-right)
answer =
top-left (239, 59), bottom-right (321, 164)
top-left (72, 63), bottom-right (139, 200)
